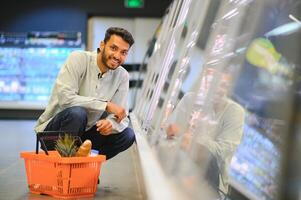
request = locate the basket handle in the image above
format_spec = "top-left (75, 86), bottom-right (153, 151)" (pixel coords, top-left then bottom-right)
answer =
top-left (36, 131), bottom-right (82, 155)
top-left (36, 133), bottom-right (52, 155)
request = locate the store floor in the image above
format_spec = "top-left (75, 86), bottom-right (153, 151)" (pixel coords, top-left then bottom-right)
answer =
top-left (0, 120), bottom-right (146, 200)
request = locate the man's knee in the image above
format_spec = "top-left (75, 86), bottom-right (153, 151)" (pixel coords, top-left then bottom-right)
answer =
top-left (100, 128), bottom-right (135, 159)
top-left (67, 106), bottom-right (87, 123)
top-left (122, 127), bottom-right (136, 146)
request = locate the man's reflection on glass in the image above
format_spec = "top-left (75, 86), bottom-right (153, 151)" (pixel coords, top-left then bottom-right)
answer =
top-left (165, 67), bottom-right (245, 194)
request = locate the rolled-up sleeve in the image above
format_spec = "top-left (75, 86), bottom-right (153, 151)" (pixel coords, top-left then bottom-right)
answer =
top-left (106, 72), bottom-right (130, 133)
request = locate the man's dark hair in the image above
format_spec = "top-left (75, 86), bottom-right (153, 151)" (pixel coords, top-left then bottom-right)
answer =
top-left (104, 27), bottom-right (135, 47)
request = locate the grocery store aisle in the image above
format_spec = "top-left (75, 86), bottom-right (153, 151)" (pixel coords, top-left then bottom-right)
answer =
top-left (0, 120), bottom-right (145, 200)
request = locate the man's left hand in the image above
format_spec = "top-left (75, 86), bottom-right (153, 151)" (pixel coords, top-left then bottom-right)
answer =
top-left (96, 119), bottom-right (113, 135)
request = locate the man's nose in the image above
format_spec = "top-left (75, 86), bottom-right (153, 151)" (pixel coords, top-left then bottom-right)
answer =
top-left (113, 52), bottom-right (122, 60)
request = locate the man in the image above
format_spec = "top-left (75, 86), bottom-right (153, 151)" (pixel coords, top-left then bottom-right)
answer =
top-left (35, 27), bottom-right (135, 159)
top-left (165, 67), bottom-right (245, 193)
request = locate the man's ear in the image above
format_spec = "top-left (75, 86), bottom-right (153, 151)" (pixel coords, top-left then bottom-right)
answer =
top-left (100, 41), bottom-right (105, 50)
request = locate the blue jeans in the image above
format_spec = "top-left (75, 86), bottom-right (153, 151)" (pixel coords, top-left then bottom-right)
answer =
top-left (44, 106), bottom-right (136, 159)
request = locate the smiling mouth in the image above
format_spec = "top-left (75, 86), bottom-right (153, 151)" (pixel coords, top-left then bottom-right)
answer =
top-left (110, 58), bottom-right (120, 66)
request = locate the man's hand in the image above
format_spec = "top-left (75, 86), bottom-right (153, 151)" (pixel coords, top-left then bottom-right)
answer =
top-left (96, 119), bottom-right (113, 135)
top-left (106, 102), bottom-right (126, 123)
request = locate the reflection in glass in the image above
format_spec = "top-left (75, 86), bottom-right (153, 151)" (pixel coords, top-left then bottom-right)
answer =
top-left (132, 0), bottom-right (301, 199)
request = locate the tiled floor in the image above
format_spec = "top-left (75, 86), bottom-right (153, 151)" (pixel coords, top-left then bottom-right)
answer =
top-left (0, 120), bottom-right (145, 200)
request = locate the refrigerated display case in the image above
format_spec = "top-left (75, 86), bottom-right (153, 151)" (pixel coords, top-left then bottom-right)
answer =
top-left (134, 0), bottom-right (195, 129)
top-left (0, 31), bottom-right (83, 109)
top-left (131, 0), bottom-right (301, 199)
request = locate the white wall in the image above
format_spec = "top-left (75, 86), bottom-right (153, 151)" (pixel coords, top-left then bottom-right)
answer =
top-left (87, 17), bottom-right (161, 63)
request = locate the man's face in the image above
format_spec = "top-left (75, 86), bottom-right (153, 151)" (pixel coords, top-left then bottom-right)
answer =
top-left (199, 68), bottom-right (231, 104)
top-left (100, 34), bottom-right (130, 70)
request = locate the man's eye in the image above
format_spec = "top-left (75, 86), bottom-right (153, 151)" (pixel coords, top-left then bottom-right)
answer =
top-left (111, 46), bottom-right (117, 51)
top-left (122, 51), bottom-right (128, 56)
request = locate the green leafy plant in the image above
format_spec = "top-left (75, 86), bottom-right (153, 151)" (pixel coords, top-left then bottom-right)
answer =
top-left (55, 134), bottom-right (78, 157)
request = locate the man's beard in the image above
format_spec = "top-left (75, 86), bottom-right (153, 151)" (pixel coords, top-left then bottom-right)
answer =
top-left (101, 48), bottom-right (120, 70)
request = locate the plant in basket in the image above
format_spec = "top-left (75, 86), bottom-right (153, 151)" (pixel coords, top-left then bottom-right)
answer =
top-left (55, 134), bottom-right (78, 157)
top-left (55, 134), bottom-right (92, 157)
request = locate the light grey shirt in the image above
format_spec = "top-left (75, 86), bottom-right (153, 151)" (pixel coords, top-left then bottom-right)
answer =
top-left (35, 50), bottom-right (129, 133)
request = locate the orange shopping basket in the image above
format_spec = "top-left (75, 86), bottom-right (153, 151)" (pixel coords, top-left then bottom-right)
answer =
top-left (20, 131), bottom-right (106, 199)
top-left (20, 151), bottom-right (106, 199)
